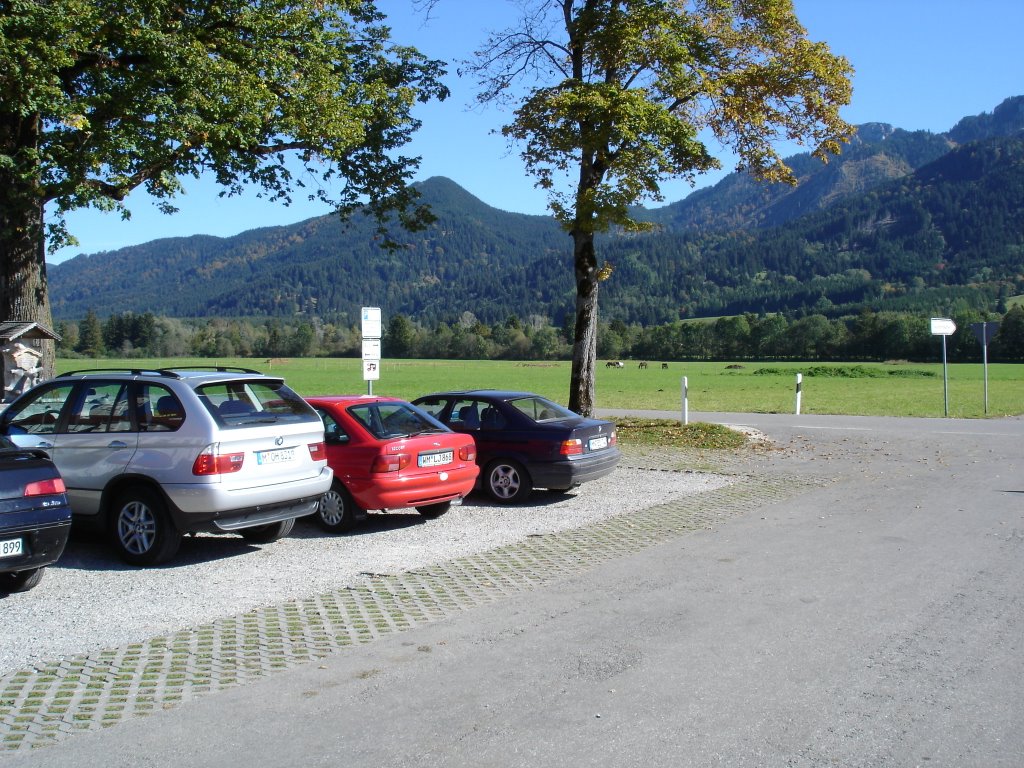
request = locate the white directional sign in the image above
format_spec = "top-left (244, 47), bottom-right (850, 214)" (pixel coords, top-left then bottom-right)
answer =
top-left (930, 317), bottom-right (956, 336)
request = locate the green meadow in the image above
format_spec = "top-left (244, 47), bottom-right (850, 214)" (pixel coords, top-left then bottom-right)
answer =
top-left (57, 358), bottom-right (1023, 419)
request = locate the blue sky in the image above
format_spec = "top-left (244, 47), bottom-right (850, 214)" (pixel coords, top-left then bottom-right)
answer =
top-left (49, 0), bottom-right (1024, 263)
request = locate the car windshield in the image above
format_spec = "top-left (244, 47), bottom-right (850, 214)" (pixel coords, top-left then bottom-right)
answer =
top-left (348, 402), bottom-right (448, 439)
top-left (197, 380), bottom-right (318, 426)
top-left (508, 396), bottom-right (576, 422)
top-left (0, 383), bottom-right (76, 436)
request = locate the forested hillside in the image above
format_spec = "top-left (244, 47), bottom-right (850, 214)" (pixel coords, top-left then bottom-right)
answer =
top-left (601, 135), bottom-right (1024, 323)
top-left (50, 97), bottom-right (1024, 328)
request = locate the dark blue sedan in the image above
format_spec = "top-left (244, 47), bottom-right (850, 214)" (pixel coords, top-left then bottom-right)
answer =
top-left (412, 390), bottom-right (621, 503)
top-left (0, 437), bottom-right (72, 593)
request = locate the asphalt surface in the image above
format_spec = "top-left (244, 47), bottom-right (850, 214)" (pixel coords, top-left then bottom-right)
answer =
top-left (3, 412), bottom-right (1022, 767)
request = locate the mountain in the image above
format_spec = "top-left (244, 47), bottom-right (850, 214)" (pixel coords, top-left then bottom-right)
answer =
top-left (639, 124), bottom-right (955, 232)
top-left (50, 96), bottom-right (1024, 326)
top-left (600, 134), bottom-right (1024, 322)
top-left (50, 178), bottom-right (569, 325)
top-left (948, 95), bottom-right (1024, 143)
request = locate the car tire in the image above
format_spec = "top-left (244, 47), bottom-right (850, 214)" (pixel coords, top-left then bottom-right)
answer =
top-left (485, 459), bottom-right (532, 504)
top-left (111, 487), bottom-right (182, 566)
top-left (416, 501), bottom-right (451, 519)
top-left (316, 482), bottom-right (362, 533)
top-left (239, 518), bottom-right (295, 544)
top-left (1, 567), bottom-right (44, 593)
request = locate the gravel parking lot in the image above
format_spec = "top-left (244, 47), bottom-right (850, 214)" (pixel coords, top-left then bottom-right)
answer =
top-left (1, 466), bottom-right (731, 675)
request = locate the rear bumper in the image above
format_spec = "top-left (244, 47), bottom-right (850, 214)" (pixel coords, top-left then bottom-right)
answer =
top-left (346, 465), bottom-right (479, 511)
top-left (210, 497), bottom-right (321, 532)
top-left (526, 447), bottom-right (622, 489)
top-left (0, 519), bottom-right (72, 574)
top-left (162, 467), bottom-right (333, 532)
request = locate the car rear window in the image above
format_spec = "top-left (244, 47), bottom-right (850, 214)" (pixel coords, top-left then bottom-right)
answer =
top-left (509, 396), bottom-right (575, 422)
top-left (348, 402), bottom-right (447, 439)
top-left (196, 380), bottom-right (319, 427)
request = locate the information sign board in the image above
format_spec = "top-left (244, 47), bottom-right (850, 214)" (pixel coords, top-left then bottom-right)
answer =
top-left (362, 338), bottom-right (381, 361)
top-left (362, 360), bottom-right (380, 381)
top-left (930, 317), bottom-right (956, 336)
top-left (361, 307), bottom-right (382, 339)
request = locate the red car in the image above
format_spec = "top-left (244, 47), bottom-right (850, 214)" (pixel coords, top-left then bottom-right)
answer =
top-left (305, 396), bottom-right (479, 532)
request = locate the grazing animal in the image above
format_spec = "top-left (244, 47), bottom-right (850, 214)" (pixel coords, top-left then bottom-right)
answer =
top-left (661, 362), bottom-right (668, 369)
top-left (638, 361), bottom-right (648, 369)
top-left (606, 361), bottom-right (624, 368)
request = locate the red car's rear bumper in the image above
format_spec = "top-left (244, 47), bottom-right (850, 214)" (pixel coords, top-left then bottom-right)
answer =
top-left (345, 464), bottom-right (479, 510)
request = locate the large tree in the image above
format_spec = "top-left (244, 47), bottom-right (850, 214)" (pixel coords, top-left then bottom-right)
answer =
top-left (461, 0), bottom-right (853, 415)
top-left (1, 0), bottom-right (448, 373)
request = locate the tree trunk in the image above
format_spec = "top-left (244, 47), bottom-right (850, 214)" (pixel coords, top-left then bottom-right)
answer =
top-left (0, 112), bottom-right (56, 378)
top-left (568, 230), bottom-right (599, 416)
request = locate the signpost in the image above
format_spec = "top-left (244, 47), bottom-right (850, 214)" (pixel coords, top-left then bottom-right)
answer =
top-left (930, 317), bottom-right (956, 416)
top-left (361, 307), bottom-right (382, 395)
top-left (681, 376), bottom-right (688, 425)
top-left (970, 321), bottom-right (1000, 414)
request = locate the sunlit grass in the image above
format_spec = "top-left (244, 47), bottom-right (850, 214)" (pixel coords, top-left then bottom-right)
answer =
top-left (57, 357), bottom-right (1024, 418)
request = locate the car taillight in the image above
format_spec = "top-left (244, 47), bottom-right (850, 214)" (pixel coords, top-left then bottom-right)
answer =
top-left (609, 430), bottom-right (617, 446)
top-left (308, 442), bottom-right (326, 462)
top-left (459, 444), bottom-right (476, 461)
top-left (371, 453), bottom-right (411, 473)
top-left (24, 477), bottom-right (66, 497)
top-left (559, 438), bottom-right (583, 456)
top-left (192, 445), bottom-right (245, 475)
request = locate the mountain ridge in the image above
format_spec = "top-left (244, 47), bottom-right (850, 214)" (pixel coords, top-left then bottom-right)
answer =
top-left (50, 96), bottom-right (1024, 325)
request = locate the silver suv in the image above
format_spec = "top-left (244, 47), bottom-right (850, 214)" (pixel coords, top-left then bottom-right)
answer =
top-left (0, 367), bottom-right (332, 565)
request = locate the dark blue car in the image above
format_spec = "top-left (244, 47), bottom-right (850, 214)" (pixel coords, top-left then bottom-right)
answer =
top-left (0, 437), bottom-right (72, 593)
top-left (412, 390), bottom-right (621, 504)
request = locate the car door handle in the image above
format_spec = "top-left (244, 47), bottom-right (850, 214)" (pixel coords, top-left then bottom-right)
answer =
top-left (35, 441), bottom-right (54, 449)
top-left (108, 441), bottom-right (129, 449)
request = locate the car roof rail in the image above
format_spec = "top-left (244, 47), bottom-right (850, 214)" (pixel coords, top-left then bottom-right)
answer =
top-left (160, 366), bottom-right (263, 375)
top-left (57, 367), bottom-right (181, 379)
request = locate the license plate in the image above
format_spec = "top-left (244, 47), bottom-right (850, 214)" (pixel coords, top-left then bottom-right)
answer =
top-left (256, 447), bottom-right (295, 465)
top-left (0, 538), bottom-right (24, 559)
top-left (418, 450), bottom-right (453, 468)
top-left (589, 436), bottom-right (608, 450)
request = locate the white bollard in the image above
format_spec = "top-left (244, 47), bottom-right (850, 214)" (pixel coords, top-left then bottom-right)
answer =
top-left (795, 372), bottom-right (802, 415)
top-left (681, 376), bottom-right (689, 425)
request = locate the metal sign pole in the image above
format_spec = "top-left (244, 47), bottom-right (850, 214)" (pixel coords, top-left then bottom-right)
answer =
top-left (931, 317), bottom-right (956, 418)
top-left (982, 338), bottom-right (989, 415)
top-left (681, 376), bottom-right (688, 425)
top-left (942, 335), bottom-right (949, 417)
top-left (971, 321), bottom-right (999, 416)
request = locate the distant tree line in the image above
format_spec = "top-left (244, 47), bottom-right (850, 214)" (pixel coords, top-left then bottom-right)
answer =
top-left (55, 305), bottom-right (1024, 364)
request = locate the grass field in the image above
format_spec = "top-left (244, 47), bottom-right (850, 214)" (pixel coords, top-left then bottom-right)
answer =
top-left (57, 357), bottom-right (1023, 419)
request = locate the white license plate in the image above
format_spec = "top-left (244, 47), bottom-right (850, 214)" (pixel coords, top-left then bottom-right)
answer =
top-left (589, 436), bottom-right (608, 450)
top-left (418, 450), bottom-right (453, 468)
top-left (256, 447), bottom-right (295, 465)
top-left (0, 537), bottom-right (24, 559)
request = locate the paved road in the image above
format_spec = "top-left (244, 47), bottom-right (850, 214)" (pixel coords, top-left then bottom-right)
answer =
top-left (4, 413), bottom-right (1022, 767)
